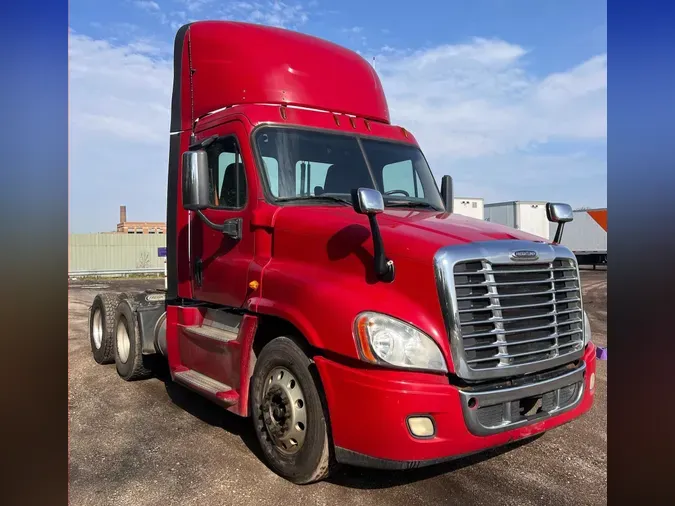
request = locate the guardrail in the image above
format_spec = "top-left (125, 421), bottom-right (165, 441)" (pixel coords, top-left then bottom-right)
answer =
top-left (68, 268), bottom-right (165, 278)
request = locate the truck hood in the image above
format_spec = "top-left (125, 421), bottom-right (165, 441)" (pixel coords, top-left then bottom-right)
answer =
top-left (266, 206), bottom-right (552, 366)
top-left (272, 206), bottom-right (549, 264)
top-left (379, 209), bottom-right (547, 245)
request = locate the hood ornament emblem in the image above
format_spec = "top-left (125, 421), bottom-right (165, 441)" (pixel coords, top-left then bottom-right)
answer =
top-left (510, 250), bottom-right (539, 261)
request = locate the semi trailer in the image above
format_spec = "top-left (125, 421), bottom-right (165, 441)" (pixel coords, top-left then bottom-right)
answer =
top-left (484, 201), bottom-right (550, 239)
top-left (550, 208), bottom-right (607, 267)
top-left (88, 20), bottom-right (596, 484)
top-left (453, 197), bottom-right (484, 220)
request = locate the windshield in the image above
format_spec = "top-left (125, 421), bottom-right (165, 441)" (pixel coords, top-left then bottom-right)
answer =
top-left (254, 127), bottom-right (445, 210)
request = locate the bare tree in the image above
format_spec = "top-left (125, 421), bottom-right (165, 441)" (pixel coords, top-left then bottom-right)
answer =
top-left (137, 250), bottom-right (151, 269)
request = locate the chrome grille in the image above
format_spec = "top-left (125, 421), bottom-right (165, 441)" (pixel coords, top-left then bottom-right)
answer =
top-left (434, 240), bottom-right (586, 381)
top-left (454, 258), bottom-right (583, 371)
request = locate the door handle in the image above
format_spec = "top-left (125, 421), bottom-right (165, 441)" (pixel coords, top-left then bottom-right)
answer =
top-left (194, 258), bottom-right (203, 287)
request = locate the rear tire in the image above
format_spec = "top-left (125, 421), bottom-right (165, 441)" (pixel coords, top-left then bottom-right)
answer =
top-left (113, 300), bottom-right (152, 381)
top-left (250, 336), bottom-right (334, 484)
top-left (90, 292), bottom-right (127, 365)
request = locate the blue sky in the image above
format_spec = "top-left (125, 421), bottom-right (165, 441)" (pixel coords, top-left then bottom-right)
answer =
top-left (69, 0), bottom-right (606, 232)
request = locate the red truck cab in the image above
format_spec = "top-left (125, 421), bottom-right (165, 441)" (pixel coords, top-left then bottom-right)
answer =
top-left (88, 20), bottom-right (596, 484)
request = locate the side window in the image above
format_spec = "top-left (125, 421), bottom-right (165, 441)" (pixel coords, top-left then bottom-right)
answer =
top-left (207, 136), bottom-right (247, 209)
top-left (382, 160), bottom-right (425, 198)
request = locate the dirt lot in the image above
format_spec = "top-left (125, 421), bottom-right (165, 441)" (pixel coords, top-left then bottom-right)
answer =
top-left (68, 270), bottom-right (607, 506)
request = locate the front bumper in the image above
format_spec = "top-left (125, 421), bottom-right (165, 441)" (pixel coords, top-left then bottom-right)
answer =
top-left (314, 342), bottom-right (596, 469)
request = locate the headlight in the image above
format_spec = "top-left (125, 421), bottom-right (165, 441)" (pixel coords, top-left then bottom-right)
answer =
top-left (583, 310), bottom-right (592, 345)
top-left (353, 312), bottom-right (447, 372)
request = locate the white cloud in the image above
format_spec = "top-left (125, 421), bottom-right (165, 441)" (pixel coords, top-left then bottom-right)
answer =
top-left (178, 0), bottom-right (215, 13)
top-left (220, 1), bottom-right (310, 28)
top-left (372, 39), bottom-right (606, 162)
top-left (134, 0), bottom-right (161, 11)
top-left (167, 0), bottom-right (311, 28)
top-left (368, 39), bottom-right (606, 204)
top-left (341, 25), bottom-right (368, 47)
top-left (69, 32), bottom-right (173, 231)
top-left (68, 30), bottom-right (606, 231)
top-left (69, 33), bottom-right (172, 141)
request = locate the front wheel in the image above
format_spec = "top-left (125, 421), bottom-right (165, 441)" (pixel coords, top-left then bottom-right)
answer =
top-left (250, 337), bottom-right (334, 484)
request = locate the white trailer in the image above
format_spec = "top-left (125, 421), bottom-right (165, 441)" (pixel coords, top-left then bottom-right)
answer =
top-left (484, 201), bottom-right (549, 239)
top-left (549, 208), bottom-right (607, 267)
top-left (453, 197), bottom-right (484, 220)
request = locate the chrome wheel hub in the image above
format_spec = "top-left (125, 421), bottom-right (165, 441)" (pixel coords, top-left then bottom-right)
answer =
top-left (261, 367), bottom-right (307, 454)
top-left (116, 319), bottom-right (130, 363)
top-left (92, 309), bottom-right (103, 349)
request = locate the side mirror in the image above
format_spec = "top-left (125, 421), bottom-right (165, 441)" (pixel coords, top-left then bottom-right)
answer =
top-left (546, 203), bottom-right (574, 223)
top-left (441, 175), bottom-right (453, 213)
top-left (546, 202), bottom-right (574, 244)
top-left (350, 188), bottom-right (394, 282)
top-left (352, 187), bottom-right (384, 215)
top-left (182, 150), bottom-right (210, 211)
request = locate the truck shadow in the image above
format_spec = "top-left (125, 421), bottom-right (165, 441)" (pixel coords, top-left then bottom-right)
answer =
top-left (327, 435), bottom-right (542, 489)
top-left (150, 362), bottom-right (267, 464)
top-left (326, 224), bottom-right (380, 284)
top-left (150, 360), bottom-right (542, 489)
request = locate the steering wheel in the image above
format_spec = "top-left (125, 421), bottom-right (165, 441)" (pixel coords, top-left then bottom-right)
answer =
top-left (384, 189), bottom-right (410, 197)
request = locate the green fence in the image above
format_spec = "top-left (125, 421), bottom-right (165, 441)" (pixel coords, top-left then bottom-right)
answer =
top-left (68, 234), bottom-right (167, 273)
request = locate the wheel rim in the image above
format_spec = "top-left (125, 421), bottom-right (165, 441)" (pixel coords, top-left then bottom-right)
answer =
top-left (116, 318), bottom-right (131, 363)
top-left (92, 309), bottom-right (103, 349)
top-left (261, 367), bottom-right (307, 455)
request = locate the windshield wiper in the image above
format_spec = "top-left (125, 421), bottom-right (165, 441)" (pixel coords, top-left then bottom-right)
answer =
top-left (385, 200), bottom-right (437, 209)
top-left (275, 195), bottom-right (353, 206)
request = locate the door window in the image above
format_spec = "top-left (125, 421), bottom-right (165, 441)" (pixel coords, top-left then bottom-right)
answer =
top-left (206, 136), bottom-right (247, 209)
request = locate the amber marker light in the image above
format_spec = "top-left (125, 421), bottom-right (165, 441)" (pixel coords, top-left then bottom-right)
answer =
top-left (355, 315), bottom-right (377, 363)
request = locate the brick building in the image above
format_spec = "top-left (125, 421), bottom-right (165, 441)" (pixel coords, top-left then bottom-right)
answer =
top-left (116, 206), bottom-right (166, 234)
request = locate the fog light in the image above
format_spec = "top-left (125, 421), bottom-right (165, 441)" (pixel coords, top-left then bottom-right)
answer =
top-left (407, 416), bottom-right (435, 438)
top-left (590, 372), bottom-right (596, 391)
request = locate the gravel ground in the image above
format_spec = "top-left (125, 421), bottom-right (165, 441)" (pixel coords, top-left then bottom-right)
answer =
top-left (68, 270), bottom-right (607, 506)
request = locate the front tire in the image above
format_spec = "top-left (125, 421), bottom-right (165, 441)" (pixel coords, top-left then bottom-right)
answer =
top-left (250, 337), bottom-right (334, 484)
top-left (113, 300), bottom-right (152, 381)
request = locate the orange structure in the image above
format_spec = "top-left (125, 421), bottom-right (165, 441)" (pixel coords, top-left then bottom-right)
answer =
top-left (587, 209), bottom-right (607, 232)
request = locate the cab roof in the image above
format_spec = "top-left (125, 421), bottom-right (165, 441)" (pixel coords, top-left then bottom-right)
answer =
top-left (171, 21), bottom-right (390, 133)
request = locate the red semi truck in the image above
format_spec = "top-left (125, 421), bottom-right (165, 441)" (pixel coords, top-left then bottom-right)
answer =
top-left (88, 21), bottom-right (596, 484)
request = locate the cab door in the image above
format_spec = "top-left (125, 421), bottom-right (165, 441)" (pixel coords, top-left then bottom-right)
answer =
top-left (190, 120), bottom-right (253, 308)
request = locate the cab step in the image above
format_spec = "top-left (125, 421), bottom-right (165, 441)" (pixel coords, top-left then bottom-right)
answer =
top-left (180, 309), bottom-right (241, 343)
top-left (182, 324), bottom-right (238, 343)
top-left (174, 369), bottom-right (239, 406)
